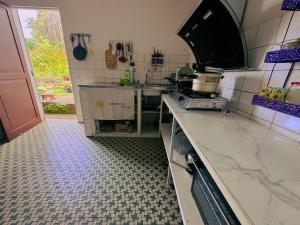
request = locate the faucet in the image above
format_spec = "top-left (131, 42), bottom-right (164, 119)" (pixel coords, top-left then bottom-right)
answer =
top-left (145, 68), bottom-right (152, 84)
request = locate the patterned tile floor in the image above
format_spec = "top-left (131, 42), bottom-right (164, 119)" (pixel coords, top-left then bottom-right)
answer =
top-left (0, 120), bottom-right (182, 225)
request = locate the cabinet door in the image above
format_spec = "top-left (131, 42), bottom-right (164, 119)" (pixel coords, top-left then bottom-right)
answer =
top-left (0, 3), bottom-right (41, 140)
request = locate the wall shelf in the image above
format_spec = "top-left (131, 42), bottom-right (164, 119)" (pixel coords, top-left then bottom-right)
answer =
top-left (264, 46), bottom-right (300, 63)
top-left (252, 95), bottom-right (300, 118)
top-left (281, 0), bottom-right (300, 11)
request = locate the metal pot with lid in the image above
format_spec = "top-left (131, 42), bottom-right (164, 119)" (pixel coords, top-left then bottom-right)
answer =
top-left (192, 72), bottom-right (223, 93)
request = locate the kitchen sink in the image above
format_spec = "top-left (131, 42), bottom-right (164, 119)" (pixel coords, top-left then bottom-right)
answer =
top-left (143, 84), bottom-right (173, 89)
top-left (142, 84), bottom-right (174, 96)
top-left (101, 83), bottom-right (174, 96)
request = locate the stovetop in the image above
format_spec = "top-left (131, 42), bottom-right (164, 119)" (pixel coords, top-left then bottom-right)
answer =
top-left (178, 89), bottom-right (218, 99)
top-left (170, 90), bottom-right (228, 110)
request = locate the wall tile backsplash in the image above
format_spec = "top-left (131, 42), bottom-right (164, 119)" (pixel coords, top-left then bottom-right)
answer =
top-left (220, 10), bottom-right (300, 142)
top-left (66, 46), bottom-right (189, 122)
top-left (254, 17), bottom-right (281, 47)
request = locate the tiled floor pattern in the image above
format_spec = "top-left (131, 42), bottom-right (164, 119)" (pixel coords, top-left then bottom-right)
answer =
top-left (0, 120), bottom-right (182, 225)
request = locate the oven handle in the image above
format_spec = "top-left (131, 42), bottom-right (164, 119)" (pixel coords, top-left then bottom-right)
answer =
top-left (192, 160), bottom-right (231, 225)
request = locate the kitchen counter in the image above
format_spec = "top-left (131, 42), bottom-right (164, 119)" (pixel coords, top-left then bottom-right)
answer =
top-left (79, 82), bottom-right (174, 90)
top-left (79, 82), bottom-right (135, 89)
top-left (78, 83), bottom-right (174, 137)
top-left (162, 94), bottom-right (300, 225)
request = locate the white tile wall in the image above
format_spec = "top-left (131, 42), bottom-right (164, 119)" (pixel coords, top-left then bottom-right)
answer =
top-left (66, 46), bottom-right (190, 122)
top-left (242, 71), bottom-right (264, 93)
top-left (268, 70), bottom-right (289, 87)
top-left (248, 45), bottom-right (273, 70)
top-left (273, 62), bottom-right (292, 71)
top-left (237, 92), bottom-right (254, 114)
top-left (275, 12), bottom-right (293, 44)
top-left (220, 11), bottom-right (300, 142)
top-left (273, 112), bottom-right (300, 134)
top-left (229, 71), bottom-right (244, 90)
top-left (285, 13), bottom-right (300, 41)
top-left (220, 72), bottom-right (232, 88)
top-left (228, 90), bottom-right (241, 109)
top-left (254, 17), bottom-right (281, 47)
top-left (252, 106), bottom-right (276, 122)
top-left (244, 26), bottom-right (258, 49)
top-left (260, 70), bottom-right (272, 88)
top-left (288, 69), bottom-right (300, 84)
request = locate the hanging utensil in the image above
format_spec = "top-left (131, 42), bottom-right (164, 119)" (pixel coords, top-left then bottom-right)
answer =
top-left (73, 34), bottom-right (87, 60)
top-left (82, 35), bottom-right (88, 53)
top-left (105, 42), bottom-right (117, 69)
top-left (116, 42), bottom-right (122, 58)
top-left (119, 43), bottom-right (127, 63)
top-left (70, 35), bottom-right (75, 48)
top-left (127, 42), bottom-right (133, 62)
top-left (123, 42), bottom-right (127, 60)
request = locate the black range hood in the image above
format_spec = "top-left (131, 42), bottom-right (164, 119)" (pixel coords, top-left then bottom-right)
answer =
top-left (178, 0), bottom-right (248, 69)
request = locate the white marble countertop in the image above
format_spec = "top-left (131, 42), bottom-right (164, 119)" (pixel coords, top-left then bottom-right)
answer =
top-left (162, 95), bottom-right (300, 225)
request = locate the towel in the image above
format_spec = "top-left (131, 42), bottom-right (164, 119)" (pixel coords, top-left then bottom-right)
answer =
top-left (87, 88), bottom-right (134, 120)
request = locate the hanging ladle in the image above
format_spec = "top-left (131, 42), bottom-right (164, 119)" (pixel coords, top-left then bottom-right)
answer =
top-left (118, 43), bottom-right (127, 63)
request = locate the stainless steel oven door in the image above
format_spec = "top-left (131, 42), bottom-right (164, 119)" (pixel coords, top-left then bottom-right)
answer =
top-left (191, 161), bottom-right (240, 225)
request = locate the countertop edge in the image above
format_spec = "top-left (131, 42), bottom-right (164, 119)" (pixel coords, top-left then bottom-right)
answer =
top-left (162, 94), bottom-right (253, 225)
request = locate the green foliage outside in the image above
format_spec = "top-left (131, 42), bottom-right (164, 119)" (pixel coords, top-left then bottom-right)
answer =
top-left (43, 103), bottom-right (67, 114)
top-left (22, 10), bottom-right (76, 115)
top-left (25, 11), bottom-right (70, 81)
top-left (37, 86), bottom-right (47, 94)
top-left (53, 88), bottom-right (68, 96)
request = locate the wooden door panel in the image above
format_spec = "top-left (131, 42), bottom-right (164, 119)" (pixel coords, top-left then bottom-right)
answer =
top-left (0, 79), bottom-right (37, 129)
top-left (0, 2), bottom-right (41, 140)
top-left (0, 7), bottom-right (24, 75)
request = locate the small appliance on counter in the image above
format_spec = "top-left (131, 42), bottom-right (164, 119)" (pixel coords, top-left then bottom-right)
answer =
top-left (170, 63), bottom-right (227, 110)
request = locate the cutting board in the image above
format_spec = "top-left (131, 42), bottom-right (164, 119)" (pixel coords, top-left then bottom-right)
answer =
top-left (105, 43), bottom-right (117, 69)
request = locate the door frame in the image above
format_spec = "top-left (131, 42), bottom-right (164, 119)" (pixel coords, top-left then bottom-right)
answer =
top-left (12, 6), bottom-right (70, 121)
top-left (11, 7), bottom-right (45, 120)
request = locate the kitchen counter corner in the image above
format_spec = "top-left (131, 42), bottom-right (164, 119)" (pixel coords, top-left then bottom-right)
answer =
top-left (162, 94), bottom-right (300, 225)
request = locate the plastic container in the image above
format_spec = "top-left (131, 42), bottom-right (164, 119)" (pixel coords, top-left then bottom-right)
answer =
top-left (286, 82), bottom-right (300, 105)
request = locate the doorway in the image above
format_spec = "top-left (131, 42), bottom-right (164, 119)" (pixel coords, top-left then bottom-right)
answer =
top-left (17, 9), bottom-right (76, 119)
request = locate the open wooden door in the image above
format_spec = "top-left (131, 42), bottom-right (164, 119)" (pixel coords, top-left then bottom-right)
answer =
top-left (0, 1), bottom-right (41, 140)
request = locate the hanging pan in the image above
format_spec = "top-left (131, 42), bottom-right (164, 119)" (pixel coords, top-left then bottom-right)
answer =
top-left (73, 34), bottom-right (87, 60)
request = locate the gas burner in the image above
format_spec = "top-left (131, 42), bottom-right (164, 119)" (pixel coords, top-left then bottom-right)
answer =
top-left (179, 89), bottom-right (217, 99)
top-left (170, 91), bottom-right (227, 110)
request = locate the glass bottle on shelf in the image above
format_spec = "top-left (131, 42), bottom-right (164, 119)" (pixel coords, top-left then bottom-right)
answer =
top-left (286, 82), bottom-right (300, 105)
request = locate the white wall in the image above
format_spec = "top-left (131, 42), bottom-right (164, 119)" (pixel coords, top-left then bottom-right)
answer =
top-left (242, 0), bottom-right (284, 29)
top-left (4, 0), bottom-right (197, 54)
top-left (4, 0), bottom-right (198, 121)
top-left (220, 0), bottom-right (300, 141)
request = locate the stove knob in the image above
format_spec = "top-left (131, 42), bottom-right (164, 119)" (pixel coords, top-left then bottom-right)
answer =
top-left (178, 96), bottom-right (184, 102)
